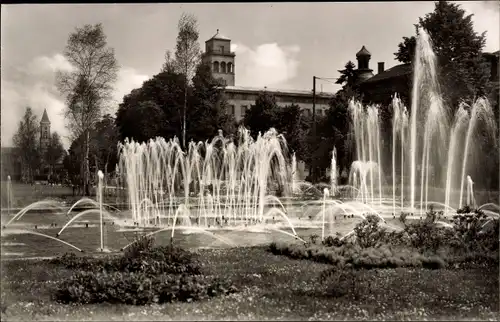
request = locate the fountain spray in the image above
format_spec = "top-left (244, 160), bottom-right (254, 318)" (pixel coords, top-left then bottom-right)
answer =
top-left (98, 170), bottom-right (104, 251)
top-left (322, 188), bottom-right (329, 242)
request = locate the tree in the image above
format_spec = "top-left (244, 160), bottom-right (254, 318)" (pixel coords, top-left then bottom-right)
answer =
top-left (274, 104), bottom-right (311, 163)
top-left (116, 100), bottom-right (167, 143)
top-left (335, 61), bottom-right (358, 88)
top-left (116, 69), bottom-right (185, 143)
top-left (43, 132), bottom-right (65, 177)
top-left (394, 35), bottom-right (417, 64)
top-left (92, 114), bottom-right (120, 179)
top-left (187, 61), bottom-right (236, 142)
top-left (56, 23), bottom-right (119, 196)
top-left (394, 1), bottom-right (490, 110)
top-left (174, 13), bottom-right (202, 148)
top-left (243, 92), bottom-right (280, 139)
top-left (12, 107), bottom-right (41, 183)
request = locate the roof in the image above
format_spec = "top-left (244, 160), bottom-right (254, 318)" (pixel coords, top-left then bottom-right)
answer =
top-left (361, 63), bottom-right (412, 84)
top-left (41, 108), bottom-right (50, 123)
top-left (356, 46), bottom-right (371, 57)
top-left (484, 50), bottom-right (499, 56)
top-left (482, 50), bottom-right (500, 59)
top-left (224, 85), bottom-right (334, 98)
top-left (206, 29), bottom-right (231, 42)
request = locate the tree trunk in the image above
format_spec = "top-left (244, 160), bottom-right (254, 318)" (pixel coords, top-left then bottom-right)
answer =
top-left (84, 130), bottom-right (90, 196)
top-left (182, 79), bottom-right (188, 149)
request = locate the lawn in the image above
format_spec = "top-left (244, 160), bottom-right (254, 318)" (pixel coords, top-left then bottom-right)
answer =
top-left (1, 182), bottom-right (125, 210)
top-left (1, 246), bottom-right (499, 321)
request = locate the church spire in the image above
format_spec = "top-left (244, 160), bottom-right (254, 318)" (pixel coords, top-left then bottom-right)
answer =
top-left (41, 108), bottom-right (50, 124)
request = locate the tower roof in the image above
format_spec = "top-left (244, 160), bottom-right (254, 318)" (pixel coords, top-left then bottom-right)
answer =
top-left (207, 29), bottom-right (231, 42)
top-left (41, 108), bottom-right (50, 123)
top-left (356, 46), bottom-right (371, 57)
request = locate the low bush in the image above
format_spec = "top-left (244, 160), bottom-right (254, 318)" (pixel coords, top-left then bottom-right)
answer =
top-left (50, 238), bottom-right (201, 276)
top-left (51, 235), bottom-right (237, 305)
top-left (53, 271), bottom-right (237, 305)
top-left (268, 242), bottom-right (446, 269)
top-left (354, 215), bottom-right (387, 248)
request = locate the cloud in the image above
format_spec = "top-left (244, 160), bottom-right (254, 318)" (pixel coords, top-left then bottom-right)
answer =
top-left (111, 67), bottom-right (149, 106)
top-left (1, 54), bottom-right (148, 149)
top-left (230, 42), bottom-right (300, 88)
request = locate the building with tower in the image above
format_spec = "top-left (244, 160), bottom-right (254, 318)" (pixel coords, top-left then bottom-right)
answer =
top-left (354, 46), bottom-right (374, 83)
top-left (202, 30), bottom-right (235, 87)
top-left (202, 30), bottom-right (334, 124)
top-left (40, 108), bottom-right (51, 154)
top-left (353, 45), bottom-right (499, 107)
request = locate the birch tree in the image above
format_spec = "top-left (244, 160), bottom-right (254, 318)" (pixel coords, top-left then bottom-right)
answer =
top-left (174, 13), bottom-right (201, 148)
top-left (56, 23), bottom-right (118, 195)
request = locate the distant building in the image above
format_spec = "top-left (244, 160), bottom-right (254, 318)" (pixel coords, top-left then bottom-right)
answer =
top-left (1, 108), bottom-right (64, 182)
top-left (353, 46), bottom-right (499, 107)
top-left (40, 108), bottom-right (51, 154)
top-left (202, 30), bottom-right (334, 123)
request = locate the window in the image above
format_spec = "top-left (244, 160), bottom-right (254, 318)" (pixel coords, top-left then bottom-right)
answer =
top-left (305, 109), bottom-right (311, 117)
top-left (213, 61), bottom-right (220, 73)
top-left (219, 46), bottom-right (225, 53)
top-left (241, 105), bottom-right (248, 117)
top-left (228, 105), bottom-right (235, 115)
top-left (227, 62), bottom-right (233, 73)
top-left (221, 62), bottom-right (226, 73)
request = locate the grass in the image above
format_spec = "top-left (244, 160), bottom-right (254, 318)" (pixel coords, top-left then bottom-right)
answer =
top-left (1, 182), bottom-right (125, 209)
top-left (1, 246), bottom-right (499, 321)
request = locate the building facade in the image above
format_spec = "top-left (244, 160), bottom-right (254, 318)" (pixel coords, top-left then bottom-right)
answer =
top-left (353, 46), bottom-right (499, 107)
top-left (202, 31), bottom-right (333, 123)
top-left (1, 109), bottom-right (60, 182)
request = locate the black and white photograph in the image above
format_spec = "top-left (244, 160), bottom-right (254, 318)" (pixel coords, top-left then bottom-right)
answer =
top-left (1, 1), bottom-right (499, 320)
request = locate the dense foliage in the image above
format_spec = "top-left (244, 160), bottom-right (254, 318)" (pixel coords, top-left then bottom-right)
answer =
top-left (269, 208), bottom-right (499, 270)
top-left (115, 62), bottom-right (236, 146)
top-left (51, 236), bottom-right (237, 305)
top-left (394, 1), bottom-right (492, 110)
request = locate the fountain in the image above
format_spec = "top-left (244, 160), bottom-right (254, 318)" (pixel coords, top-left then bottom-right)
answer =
top-left (347, 28), bottom-right (498, 217)
top-left (117, 127), bottom-right (302, 244)
top-left (1, 29), bottom-right (498, 257)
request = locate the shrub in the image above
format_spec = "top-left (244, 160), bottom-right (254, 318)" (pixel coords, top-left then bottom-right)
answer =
top-left (52, 238), bottom-right (237, 305)
top-left (268, 242), bottom-right (447, 269)
top-left (452, 210), bottom-right (498, 253)
top-left (53, 271), bottom-right (237, 305)
top-left (309, 234), bottom-right (319, 245)
top-left (354, 215), bottom-right (387, 248)
top-left (51, 244), bottom-right (201, 276)
top-left (322, 233), bottom-right (346, 247)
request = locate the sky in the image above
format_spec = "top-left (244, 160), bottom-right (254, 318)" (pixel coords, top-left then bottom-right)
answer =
top-left (1, 2), bottom-right (499, 149)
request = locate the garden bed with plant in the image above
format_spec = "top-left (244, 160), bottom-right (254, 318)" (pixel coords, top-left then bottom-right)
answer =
top-left (269, 207), bottom-right (499, 271)
top-left (1, 206), bottom-right (499, 321)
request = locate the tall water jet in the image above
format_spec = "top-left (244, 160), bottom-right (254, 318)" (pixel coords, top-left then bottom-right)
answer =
top-left (330, 148), bottom-right (338, 197)
top-left (348, 100), bottom-right (383, 204)
top-left (458, 98), bottom-right (497, 209)
top-left (466, 175), bottom-right (476, 208)
top-left (291, 153), bottom-right (298, 195)
top-left (6, 175), bottom-right (13, 215)
top-left (322, 188), bottom-right (329, 242)
top-left (444, 104), bottom-right (469, 214)
top-left (97, 170), bottom-right (104, 251)
top-left (410, 29), bottom-right (446, 211)
top-left (392, 95), bottom-right (409, 214)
